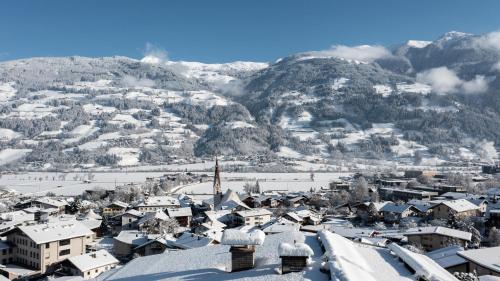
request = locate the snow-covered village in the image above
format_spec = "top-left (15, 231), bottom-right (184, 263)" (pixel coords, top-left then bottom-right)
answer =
top-left (0, 159), bottom-right (499, 280)
top-left (3, 1), bottom-right (500, 280)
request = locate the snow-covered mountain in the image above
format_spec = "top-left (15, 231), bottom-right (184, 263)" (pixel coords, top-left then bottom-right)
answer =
top-left (1, 31), bottom-right (499, 169)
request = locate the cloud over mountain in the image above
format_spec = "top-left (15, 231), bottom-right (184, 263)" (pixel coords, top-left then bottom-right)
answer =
top-left (416, 66), bottom-right (488, 94)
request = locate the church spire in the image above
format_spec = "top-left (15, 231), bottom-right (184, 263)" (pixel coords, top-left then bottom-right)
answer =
top-left (213, 156), bottom-right (223, 209)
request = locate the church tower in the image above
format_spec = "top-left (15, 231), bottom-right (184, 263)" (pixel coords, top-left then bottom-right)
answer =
top-left (213, 156), bottom-right (223, 209)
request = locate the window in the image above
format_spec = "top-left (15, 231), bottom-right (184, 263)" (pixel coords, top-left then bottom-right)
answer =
top-left (2, 249), bottom-right (6, 255)
top-left (45, 243), bottom-right (50, 249)
top-left (59, 249), bottom-right (70, 256)
top-left (59, 239), bottom-right (70, 246)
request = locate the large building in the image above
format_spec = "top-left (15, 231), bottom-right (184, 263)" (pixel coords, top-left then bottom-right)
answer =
top-left (0, 221), bottom-right (94, 279)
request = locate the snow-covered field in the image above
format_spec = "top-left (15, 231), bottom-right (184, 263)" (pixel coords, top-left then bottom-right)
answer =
top-left (175, 172), bottom-right (350, 196)
top-left (0, 171), bottom-right (350, 197)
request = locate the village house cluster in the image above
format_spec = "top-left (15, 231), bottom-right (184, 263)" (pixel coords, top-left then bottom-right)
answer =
top-left (0, 161), bottom-right (499, 280)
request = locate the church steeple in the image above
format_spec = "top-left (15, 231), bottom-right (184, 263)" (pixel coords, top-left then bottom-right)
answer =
top-left (213, 156), bottom-right (223, 209)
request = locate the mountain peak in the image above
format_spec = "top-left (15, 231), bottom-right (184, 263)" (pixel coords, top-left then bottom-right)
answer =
top-left (406, 40), bottom-right (432, 49)
top-left (437, 31), bottom-right (472, 42)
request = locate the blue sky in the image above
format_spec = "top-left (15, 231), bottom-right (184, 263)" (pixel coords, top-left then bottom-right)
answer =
top-left (1, 0), bottom-right (500, 63)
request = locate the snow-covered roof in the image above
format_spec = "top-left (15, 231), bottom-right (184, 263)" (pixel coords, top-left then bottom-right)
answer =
top-left (278, 242), bottom-right (313, 257)
top-left (83, 209), bottom-right (102, 220)
top-left (123, 209), bottom-right (143, 217)
top-left (320, 230), bottom-right (459, 281)
top-left (0, 210), bottom-right (34, 222)
top-left (318, 230), bottom-right (413, 281)
top-left (458, 246), bottom-right (500, 274)
top-left (67, 249), bottom-right (118, 272)
top-left (388, 243), bottom-right (459, 281)
top-left (35, 197), bottom-right (68, 207)
top-left (426, 245), bottom-right (466, 268)
top-left (235, 208), bottom-right (272, 218)
top-left (101, 231), bottom-right (324, 281)
top-left (170, 232), bottom-right (213, 249)
top-left (17, 221), bottom-right (93, 244)
top-left (114, 230), bottom-right (148, 246)
top-left (217, 189), bottom-right (251, 210)
top-left (404, 226), bottom-right (472, 241)
top-left (380, 203), bottom-right (414, 214)
top-left (137, 210), bottom-right (169, 225)
top-left (137, 196), bottom-right (180, 207)
top-left (435, 199), bottom-right (480, 213)
top-left (330, 226), bottom-right (375, 239)
top-left (78, 218), bottom-right (102, 230)
top-left (221, 229), bottom-right (265, 246)
top-left (108, 200), bottom-right (129, 209)
top-left (285, 212), bottom-right (303, 222)
top-left (262, 219), bottom-right (300, 234)
top-left (166, 207), bottom-right (192, 218)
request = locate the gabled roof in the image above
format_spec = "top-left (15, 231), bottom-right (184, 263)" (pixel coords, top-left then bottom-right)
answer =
top-left (320, 229), bottom-right (458, 281)
top-left (217, 189), bottom-right (251, 210)
top-left (16, 221), bottom-right (93, 244)
top-left (114, 230), bottom-right (148, 246)
top-left (137, 210), bottom-right (169, 225)
top-left (67, 249), bottom-right (118, 272)
top-left (137, 196), bottom-right (180, 207)
top-left (166, 207), bottom-right (192, 218)
top-left (458, 246), bottom-right (500, 274)
top-left (426, 245), bottom-right (466, 268)
top-left (107, 200), bottom-right (129, 209)
top-left (404, 226), bottom-right (472, 241)
top-left (235, 208), bottom-right (272, 218)
top-left (170, 232), bottom-right (213, 249)
top-left (433, 199), bottom-right (480, 213)
top-left (35, 197), bottom-right (68, 207)
top-left (380, 203), bottom-right (415, 214)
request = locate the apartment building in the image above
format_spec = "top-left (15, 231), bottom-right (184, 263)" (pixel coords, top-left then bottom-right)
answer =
top-left (0, 221), bottom-right (94, 278)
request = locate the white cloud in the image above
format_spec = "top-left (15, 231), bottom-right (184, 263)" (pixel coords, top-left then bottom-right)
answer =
top-left (492, 61), bottom-right (500, 71)
top-left (462, 75), bottom-right (488, 94)
top-left (140, 43), bottom-right (168, 64)
top-left (416, 67), bottom-right (462, 93)
top-left (476, 140), bottom-right (497, 164)
top-left (473, 31), bottom-right (500, 51)
top-left (304, 45), bottom-right (392, 63)
top-left (416, 66), bottom-right (488, 94)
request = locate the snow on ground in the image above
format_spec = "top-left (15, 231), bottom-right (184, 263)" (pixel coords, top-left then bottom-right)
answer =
top-left (166, 60), bottom-right (268, 86)
top-left (0, 128), bottom-right (22, 141)
top-left (297, 111), bottom-right (313, 123)
top-left (373, 85), bottom-right (393, 97)
top-left (71, 79), bottom-right (114, 90)
top-left (396, 83), bottom-right (432, 95)
top-left (63, 123), bottom-right (99, 144)
top-left (459, 147), bottom-right (475, 160)
top-left (331, 78), bottom-right (349, 91)
top-left (107, 147), bottom-right (140, 166)
top-left (110, 114), bottom-right (144, 127)
top-left (82, 103), bottom-right (116, 115)
top-left (0, 82), bottom-right (17, 102)
top-left (177, 172), bottom-right (350, 195)
top-left (103, 231), bottom-right (328, 281)
top-left (276, 146), bottom-right (303, 159)
top-left (0, 148), bottom-right (31, 166)
top-left (7, 102), bottom-right (57, 119)
top-left (182, 90), bottom-right (229, 107)
top-left (226, 121), bottom-right (254, 129)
